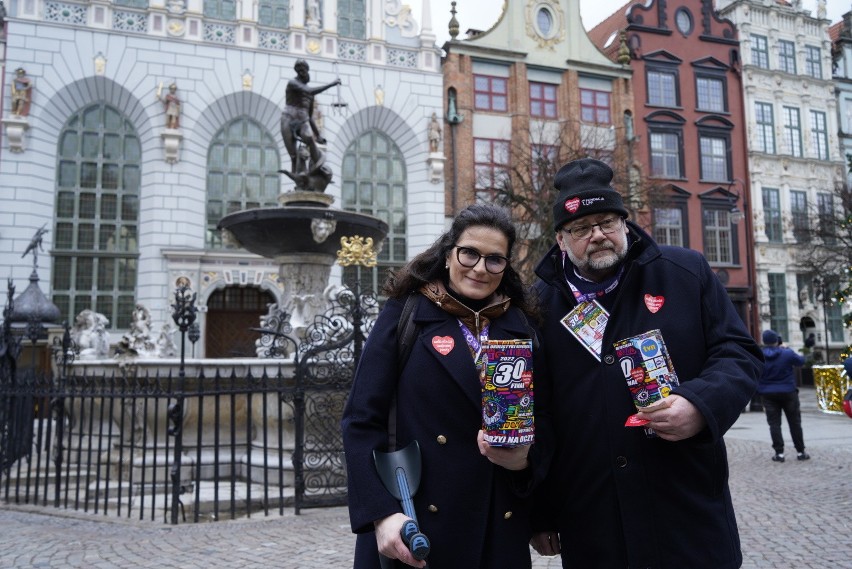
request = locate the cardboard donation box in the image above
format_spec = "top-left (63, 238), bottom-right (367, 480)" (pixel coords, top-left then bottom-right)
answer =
top-left (613, 329), bottom-right (680, 429)
top-left (480, 339), bottom-right (534, 447)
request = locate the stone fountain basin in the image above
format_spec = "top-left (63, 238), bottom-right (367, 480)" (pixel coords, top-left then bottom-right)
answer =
top-left (218, 206), bottom-right (388, 258)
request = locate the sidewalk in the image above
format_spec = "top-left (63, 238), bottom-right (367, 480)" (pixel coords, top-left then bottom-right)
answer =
top-left (1, 387), bottom-right (850, 568)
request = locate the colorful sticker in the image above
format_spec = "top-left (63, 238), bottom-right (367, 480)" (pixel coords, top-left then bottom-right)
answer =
top-left (480, 339), bottom-right (534, 447)
top-left (613, 329), bottom-right (679, 436)
top-left (560, 300), bottom-right (610, 361)
top-left (644, 294), bottom-right (665, 313)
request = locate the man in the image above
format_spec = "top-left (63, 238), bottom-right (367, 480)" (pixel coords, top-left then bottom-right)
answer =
top-left (280, 59), bottom-right (340, 175)
top-left (758, 329), bottom-right (808, 462)
top-left (11, 67), bottom-right (33, 117)
top-left (530, 158), bottom-right (762, 569)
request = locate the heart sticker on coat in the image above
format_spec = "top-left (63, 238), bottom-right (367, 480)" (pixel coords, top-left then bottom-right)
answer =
top-left (431, 336), bottom-right (455, 355)
top-left (644, 294), bottom-right (664, 313)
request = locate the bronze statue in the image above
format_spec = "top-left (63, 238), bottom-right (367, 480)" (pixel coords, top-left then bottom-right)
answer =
top-left (21, 224), bottom-right (48, 269)
top-left (279, 59), bottom-right (340, 192)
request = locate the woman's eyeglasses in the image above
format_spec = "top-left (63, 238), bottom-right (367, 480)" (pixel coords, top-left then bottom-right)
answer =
top-left (454, 246), bottom-right (509, 274)
top-left (562, 217), bottom-right (624, 241)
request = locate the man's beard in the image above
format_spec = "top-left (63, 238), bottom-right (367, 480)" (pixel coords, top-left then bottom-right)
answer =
top-left (567, 239), bottom-right (628, 281)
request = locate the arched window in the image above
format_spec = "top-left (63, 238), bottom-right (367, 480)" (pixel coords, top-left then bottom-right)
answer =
top-left (341, 130), bottom-right (406, 291)
top-left (338, 0), bottom-right (366, 39)
top-left (206, 117), bottom-right (280, 248)
top-left (53, 104), bottom-right (141, 329)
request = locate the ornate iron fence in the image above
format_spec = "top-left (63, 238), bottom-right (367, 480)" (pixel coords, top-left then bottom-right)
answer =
top-left (0, 282), bottom-right (377, 523)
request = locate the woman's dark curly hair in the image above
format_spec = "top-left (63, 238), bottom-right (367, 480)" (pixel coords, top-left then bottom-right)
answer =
top-left (383, 203), bottom-right (536, 318)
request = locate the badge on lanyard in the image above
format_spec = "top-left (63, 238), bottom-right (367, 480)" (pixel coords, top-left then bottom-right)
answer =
top-left (560, 300), bottom-right (610, 361)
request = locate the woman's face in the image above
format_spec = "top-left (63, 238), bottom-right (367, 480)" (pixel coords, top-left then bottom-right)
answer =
top-left (446, 226), bottom-right (509, 300)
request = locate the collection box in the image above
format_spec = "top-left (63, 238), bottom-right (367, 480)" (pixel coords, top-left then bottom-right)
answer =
top-left (480, 339), bottom-right (534, 447)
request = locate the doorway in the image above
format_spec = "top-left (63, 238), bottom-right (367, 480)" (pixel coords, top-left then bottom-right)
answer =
top-left (205, 287), bottom-right (275, 358)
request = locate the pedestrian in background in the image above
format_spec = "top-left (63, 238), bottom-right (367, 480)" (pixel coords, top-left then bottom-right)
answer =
top-left (758, 329), bottom-right (809, 462)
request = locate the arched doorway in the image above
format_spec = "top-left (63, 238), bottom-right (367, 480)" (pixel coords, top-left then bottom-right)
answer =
top-left (205, 286), bottom-right (275, 358)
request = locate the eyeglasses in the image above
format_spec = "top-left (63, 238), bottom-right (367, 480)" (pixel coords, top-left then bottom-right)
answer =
top-left (454, 246), bottom-right (509, 274)
top-left (562, 217), bottom-right (624, 241)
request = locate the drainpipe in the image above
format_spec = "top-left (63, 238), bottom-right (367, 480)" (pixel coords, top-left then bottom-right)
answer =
top-left (446, 88), bottom-right (464, 215)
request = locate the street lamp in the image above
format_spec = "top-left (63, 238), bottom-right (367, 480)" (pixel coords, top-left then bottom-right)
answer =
top-left (813, 276), bottom-right (831, 363)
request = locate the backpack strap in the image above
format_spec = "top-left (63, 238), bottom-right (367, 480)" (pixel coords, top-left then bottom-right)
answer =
top-left (396, 292), bottom-right (421, 374)
top-left (389, 292), bottom-right (421, 451)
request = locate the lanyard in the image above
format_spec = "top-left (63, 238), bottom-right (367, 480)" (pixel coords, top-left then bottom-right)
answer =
top-left (458, 320), bottom-right (489, 363)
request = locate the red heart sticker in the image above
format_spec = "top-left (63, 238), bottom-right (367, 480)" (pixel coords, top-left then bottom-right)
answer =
top-left (630, 367), bottom-right (645, 383)
top-left (564, 197), bottom-right (580, 213)
top-left (431, 336), bottom-right (455, 355)
top-left (644, 294), bottom-right (664, 313)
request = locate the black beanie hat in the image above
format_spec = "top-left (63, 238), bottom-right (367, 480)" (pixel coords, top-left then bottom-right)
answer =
top-left (552, 158), bottom-right (629, 230)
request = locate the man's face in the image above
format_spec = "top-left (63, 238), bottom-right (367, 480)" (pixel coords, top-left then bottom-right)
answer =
top-left (296, 66), bottom-right (310, 83)
top-left (556, 212), bottom-right (628, 282)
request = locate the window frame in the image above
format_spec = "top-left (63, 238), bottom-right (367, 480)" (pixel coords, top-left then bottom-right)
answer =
top-left (474, 74), bottom-right (508, 113)
top-left (751, 34), bottom-right (769, 69)
top-left (782, 106), bottom-right (803, 157)
top-left (646, 67), bottom-right (679, 107)
top-left (762, 187), bottom-right (783, 243)
top-left (778, 39), bottom-right (797, 74)
top-left (529, 81), bottom-right (557, 119)
top-left (698, 132), bottom-right (731, 183)
top-left (805, 45), bottom-right (822, 79)
top-left (653, 202), bottom-right (689, 248)
top-left (648, 129), bottom-right (683, 178)
top-left (767, 273), bottom-right (789, 341)
top-left (473, 137), bottom-right (511, 202)
top-left (754, 101), bottom-right (776, 154)
top-left (790, 190), bottom-right (809, 243)
top-left (695, 75), bottom-right (727, 113)
top-left (810, 110), bottom-right (829, 160)
top-left (579, 87), bottom-right (611, 125)
top-left (701, 204), bottom-right (738, 266)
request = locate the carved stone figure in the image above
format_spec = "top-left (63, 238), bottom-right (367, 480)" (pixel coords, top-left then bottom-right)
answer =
top-left (156, 323), bottom-right (178, 358)
top-left (428, 112), bottom-right (442, 153)
top-left (116, 303), bottom-right (157, 357)
top-left (310, 218), bottom-right (337, 243)
top-left (157, 82), bottom-right (181, 129)
top-left (11, 68), bottom-right (33, 117)
top-left (71, 309), bottom-right (111, 359)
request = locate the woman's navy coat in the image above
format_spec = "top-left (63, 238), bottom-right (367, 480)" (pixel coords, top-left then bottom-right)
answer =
top-left (342, 294), bottom-right (552, 569)
top-left (532, 222), bottom-right (762, 569)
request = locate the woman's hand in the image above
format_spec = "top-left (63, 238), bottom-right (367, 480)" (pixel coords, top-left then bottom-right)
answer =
top-left (374, 513), bottom-right (427, 568)
top-left (477, 430), bottom-right (530, 471)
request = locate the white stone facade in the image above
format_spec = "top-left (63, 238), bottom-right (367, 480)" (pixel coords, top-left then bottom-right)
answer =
top-left (718, 0), bottom-right (849, 355)
top-left (0, 0), bottom-right (445, 356)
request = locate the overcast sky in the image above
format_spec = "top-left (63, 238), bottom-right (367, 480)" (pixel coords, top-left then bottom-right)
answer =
top-left (409, 0), bottom-right (845, 46)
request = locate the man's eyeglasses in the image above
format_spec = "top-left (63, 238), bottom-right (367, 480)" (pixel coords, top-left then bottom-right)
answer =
top-left (562, 217), bottom-right (624, 241)
top-left (454, 246), bottom-right (509, 274)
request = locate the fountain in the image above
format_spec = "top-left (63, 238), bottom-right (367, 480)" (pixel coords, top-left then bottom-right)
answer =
top-left (218, 59), bottom-right (388, 332)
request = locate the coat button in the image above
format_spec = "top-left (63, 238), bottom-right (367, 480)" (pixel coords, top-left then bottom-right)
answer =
top-left (436, 435), bottom-right (447, 444)
top-left (428, 504), bottom-right (438, 513)
top-left (603, 354), bottom-right (614, 364)
top-left (504, 511), bottom-right (513, 519)
top-left (615, 456), bottom-right (628, 468)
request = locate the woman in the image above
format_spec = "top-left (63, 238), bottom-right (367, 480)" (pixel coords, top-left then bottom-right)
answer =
top-left (342, 203), bottom-right (551, 568)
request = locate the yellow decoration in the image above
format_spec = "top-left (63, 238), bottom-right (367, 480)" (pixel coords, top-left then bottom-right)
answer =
top-left (812, 365), bottom-right (850, 415)
top-left (337, 235), bottom-right (378, 267)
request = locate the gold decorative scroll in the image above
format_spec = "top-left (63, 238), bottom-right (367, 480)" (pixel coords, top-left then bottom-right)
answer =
top-left (812, 365), bottom-right (849, 415)
top-left (337, 235), bottom-right (378, 267)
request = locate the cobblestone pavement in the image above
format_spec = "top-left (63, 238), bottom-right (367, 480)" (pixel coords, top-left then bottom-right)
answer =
top-left (2, 387), bottom-right (850, 568)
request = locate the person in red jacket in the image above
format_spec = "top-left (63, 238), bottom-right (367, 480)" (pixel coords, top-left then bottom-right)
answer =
top-left (758, 329), bottom-right (809, 462)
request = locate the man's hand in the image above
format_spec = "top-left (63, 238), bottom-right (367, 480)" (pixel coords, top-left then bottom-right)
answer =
top-left (374, 513), bottom-right (427, 568)
top-left (530, 531), bottom-right (561, 556)
top-left (477, 430), bottom-right (530, 471)
top-left (636, 394), bottom-right (705, 441)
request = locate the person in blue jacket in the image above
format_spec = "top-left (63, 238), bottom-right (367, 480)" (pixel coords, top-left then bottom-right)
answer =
top-left (528, 158), bottom-right (762, 569)
top-left (342, 203), bottom-right (552, 568)
top-left (758, 329), bottom-right (809, 462)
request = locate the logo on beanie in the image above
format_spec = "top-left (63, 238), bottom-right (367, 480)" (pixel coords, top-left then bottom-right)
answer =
top-left (582, 197), bottom-right (605, 207)
top-left (564, 197), bottom-right (580, 213)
